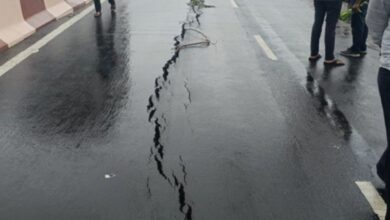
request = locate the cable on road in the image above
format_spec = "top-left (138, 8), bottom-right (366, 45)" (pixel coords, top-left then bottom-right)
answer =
top-left (176, 27), bottom-right (212, 51)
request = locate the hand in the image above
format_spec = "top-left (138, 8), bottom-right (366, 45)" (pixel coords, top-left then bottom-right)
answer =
top-left (352, 3), bottom-right (361, 12)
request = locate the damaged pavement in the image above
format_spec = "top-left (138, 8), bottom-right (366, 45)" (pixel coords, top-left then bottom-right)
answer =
top-left (0, 0), bottom-right (387, 219)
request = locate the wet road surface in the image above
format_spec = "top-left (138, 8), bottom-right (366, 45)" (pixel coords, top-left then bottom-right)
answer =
top-left (0, 0), bottom-right (386, 219)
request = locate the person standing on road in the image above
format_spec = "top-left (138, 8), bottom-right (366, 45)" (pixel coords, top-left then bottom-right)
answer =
top-left (367, 0), bottom-right (390, 219)
top-left (93, 0), bottom-right (116, 17)
top-left (340, 0), bottom-right (369, 58)
top-left (309, 0), bottom-right (345, 66)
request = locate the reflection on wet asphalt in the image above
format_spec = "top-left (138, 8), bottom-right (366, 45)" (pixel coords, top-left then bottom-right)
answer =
top-left (96, 15), bottom-right (118, 79)
top-left (307, 65), bottom-right (352, 140)
top-left (0, 0), bottom-right (387, 219)
top-left (344, 59), bottom-right (364, 83)
top-left (0, 1), bottom-right (143, 219)
top-left (17, 13), bottom-right (128, 139)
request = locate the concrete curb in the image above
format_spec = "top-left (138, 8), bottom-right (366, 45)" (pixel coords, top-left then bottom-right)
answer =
top-left (20, 0), bottom-right (55, 29)
top-left (0, 0), bottom-right (92, 52)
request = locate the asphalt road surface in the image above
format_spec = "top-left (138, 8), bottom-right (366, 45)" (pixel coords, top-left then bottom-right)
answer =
top-left (0, 0), bottom-right (386, 219)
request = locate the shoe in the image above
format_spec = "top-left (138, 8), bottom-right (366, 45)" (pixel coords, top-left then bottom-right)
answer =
top-left (340, 48), bottom-right (361, 58)
top-left (324, 59), bottom-right (345, 66)
top-left (360, 50), bottom-right (367, 55)
top-left (94, 11), bottom-right (101, 17)
top-left (111, 5), bottom-right (116, 13)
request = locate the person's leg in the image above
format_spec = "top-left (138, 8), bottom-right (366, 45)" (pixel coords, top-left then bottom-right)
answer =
top-left (361, 23), bottom-right (368, 52)
top-left (341, 2), bottom-right (369, 57)
top-left (109, 0), bottom-right (116, 8)
top-left (386, 184), bottom-right (390, 220)
top-left (378, 67), bottom-right (390, 177)
top-left (324, 1), bottom-right (342, 61)
top-left (377, 67), bottom-right (390, 219)
top-left (93, 0), bottom-right (101, 12)
top-left (350, 11), bottom-right (363, 52)
top-left (340, 9), bottom-right (363, 57)
top-left (310, 1), bottom-right (326, 57)
top-left (360, 4), bottom-right (369, 52)
top-left (378, 68), bottom-right (390, 152)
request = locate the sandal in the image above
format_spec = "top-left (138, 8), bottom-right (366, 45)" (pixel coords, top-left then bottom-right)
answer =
top-left (94, 11), bottom-right (101, 17)
top-left (324, 59), bottom-right (345, 66)
top-left (308, 54), bottom-right (321, 62)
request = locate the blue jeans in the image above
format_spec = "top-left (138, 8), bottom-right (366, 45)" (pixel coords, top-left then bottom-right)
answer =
top-left (94, 0), bottom-right (115, 12)
top-left (311, 0), bottom-right (343, 60)
top-left (350, 4), bottom-right (368, 52)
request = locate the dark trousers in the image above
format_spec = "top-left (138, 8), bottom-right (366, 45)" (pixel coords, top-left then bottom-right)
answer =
top-left (350, 4), bottom-right (368, 52)
top-left (94, 0), bottom-right (115, 12)
top-left (310, 0), bottom-right (342, 60)
top-left (378, 67), bottom-right (390, 220)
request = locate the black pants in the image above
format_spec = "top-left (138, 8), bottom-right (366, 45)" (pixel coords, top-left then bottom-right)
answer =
top-left (94, 0), bottom-right (115, 12)
top-left (310, 0), bottom-right (342, 60)
top-left (378, 67), bottom-right (390, 220)
top-left (350, 4), bottom-right (368, 52)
